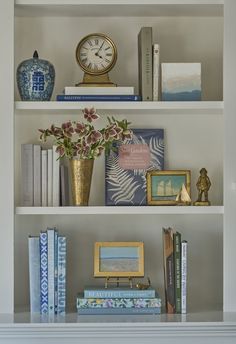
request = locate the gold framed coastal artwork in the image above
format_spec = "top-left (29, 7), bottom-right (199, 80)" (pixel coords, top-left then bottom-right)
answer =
top-left (94, 242), bottom-right (144, 277)
top-left (147, 170), bottom-right (191, 205)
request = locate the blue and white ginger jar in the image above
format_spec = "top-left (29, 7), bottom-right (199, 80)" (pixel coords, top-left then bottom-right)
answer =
top-left (17, 51), bottom-right (55, 101)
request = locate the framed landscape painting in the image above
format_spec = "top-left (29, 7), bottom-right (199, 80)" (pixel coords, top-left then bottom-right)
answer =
top-left (105, 128), bottom-right (164, 206)
top-left (161, 63), bottom-right (201, 101)
top-left (147, 170), bottom-right (191, 205)
top-left (94, 242), bottom-right (144, 277)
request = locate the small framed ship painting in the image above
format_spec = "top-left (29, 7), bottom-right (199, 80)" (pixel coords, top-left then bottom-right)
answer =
top-left (94, 242), bottom-right (144, 277)
top-left (146, 170), bottom-right (191, 205)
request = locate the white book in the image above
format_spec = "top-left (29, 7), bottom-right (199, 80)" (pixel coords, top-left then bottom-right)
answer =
top-left (21, 144), bottom-right (34, 206)
top-left (152, 44), bottom-right (160, 101)
top-left (41, 150), bottom-right (48, 207)
top-left (47, 149), bottom-right (53, 207)
top-left (28, 236), bottom-right (40, 313)
top-left (181, 240), bottom-right (188, 314)
top-left (33, 145), bottom-right (41, 206)
top-left (64, 86), bottom-right (134, 95)
top-left (53, 145), bottom-right (60, 207)
top-left (47, 228), bottom-right (56, 314)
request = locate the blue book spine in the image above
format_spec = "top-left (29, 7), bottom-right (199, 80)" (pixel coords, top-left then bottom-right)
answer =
top-left (54, 230), bottom-right (58, 315)
top-left (40, 232), bottom-right (48, 314)
top-left (84, 289), bottom-right (156, 299)
top-left (47, 228), bottom-right (55, 314)
top-left (56, 95), bottom-right (141, 101)
top-left (28, 236), bottom-right (40, 313)
top-left (77, 307), bottom-right (161, 315)
top-left (57, 236), bottom-right (67, 315)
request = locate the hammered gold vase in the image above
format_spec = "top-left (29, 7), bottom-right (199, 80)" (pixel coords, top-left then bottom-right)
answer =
top-left (70, 158), bottom-right (94, 206)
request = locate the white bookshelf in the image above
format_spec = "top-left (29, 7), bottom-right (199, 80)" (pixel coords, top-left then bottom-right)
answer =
top-left (15, 101), bottom-right (224, 114)
top-left (15, 0), bottom-right (224, 18)
top-left (1, 0), bottom-right (236, 343)
top-left (15, 206), bottom-right (224, 215)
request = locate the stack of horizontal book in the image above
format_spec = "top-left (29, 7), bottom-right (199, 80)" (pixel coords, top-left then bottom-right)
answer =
top-left (77, 286), bottom-right (161, 315)
top-left (28, 227), bottom-right (67, 315)
top-left (56, 86), bottom-right (141, 102)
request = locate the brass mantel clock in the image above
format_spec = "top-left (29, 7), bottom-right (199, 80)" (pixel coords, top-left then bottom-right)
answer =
top-left (76, 33), bottom-right (117, 87)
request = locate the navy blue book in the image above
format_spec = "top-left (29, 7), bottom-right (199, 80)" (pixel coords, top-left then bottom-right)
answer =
top-left (105, 129), bottom-right (164, 206)
top-left (56, 95), bottom-right (141, 101)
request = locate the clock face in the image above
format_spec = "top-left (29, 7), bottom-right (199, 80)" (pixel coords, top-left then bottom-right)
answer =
top-left (76, 34), bottom-right (117, 75)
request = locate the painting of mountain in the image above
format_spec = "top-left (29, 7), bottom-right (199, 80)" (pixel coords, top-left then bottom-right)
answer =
top-left (161, 63), bottom-right (201, 101)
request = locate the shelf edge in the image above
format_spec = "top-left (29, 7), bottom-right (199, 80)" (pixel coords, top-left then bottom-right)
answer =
top-left (15, 206), bottom-right (224, 215)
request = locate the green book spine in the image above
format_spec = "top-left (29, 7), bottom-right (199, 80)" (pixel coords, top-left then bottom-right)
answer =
top-left (174, 231), bottom-right (182, 313)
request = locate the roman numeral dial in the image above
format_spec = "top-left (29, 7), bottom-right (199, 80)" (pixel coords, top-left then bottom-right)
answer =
top-left (76, 34), bottom-right (117, 75)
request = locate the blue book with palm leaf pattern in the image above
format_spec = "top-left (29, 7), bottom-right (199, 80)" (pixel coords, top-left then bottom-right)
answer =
top-left (105, 129), bottom-right (164, 205)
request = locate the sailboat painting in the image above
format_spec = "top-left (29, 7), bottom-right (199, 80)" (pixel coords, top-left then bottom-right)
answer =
top-left (147, 170), bottom-right (191, 205)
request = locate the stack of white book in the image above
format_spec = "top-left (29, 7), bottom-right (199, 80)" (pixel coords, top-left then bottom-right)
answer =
top-left (21, 144), bottom-right (69, 207)
top-left (63, 86), bottom-right (135, 95)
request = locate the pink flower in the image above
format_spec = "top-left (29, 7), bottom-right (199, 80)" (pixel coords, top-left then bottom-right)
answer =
top-left (122, 129), bottom-right (133, 140)
top-left (104, 124), bottom-right (124, 141)
top-left (50, 124), bottom-right (62, 137)
top-left (94, 146), bottom-right (104, 157)
top-left (87, 130), bottom-right (102, 145)
top-left (74, 122), bottom-right (87, 137)
top-left (104, 126), bottom-right (117, 141)
top-left (61, 121), bottom-right (74, 138)
top-left (55, 145), bottom-right (65, 157)
top-left (83, 107), bottom-right (99, 123)
top-left (38, 108), bottom-right (131, 159)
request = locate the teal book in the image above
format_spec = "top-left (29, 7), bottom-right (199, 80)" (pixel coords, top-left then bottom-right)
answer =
top-left (174, 231), bottom-right (182, 314)
top-left (84, 287), bottom-right (156, 299)
top-left (77, 295), bottom-right (161, 309)
top-left (77, 307), bottom-right (161, 315)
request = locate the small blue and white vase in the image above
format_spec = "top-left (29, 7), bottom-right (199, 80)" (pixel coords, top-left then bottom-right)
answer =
top-left (17, 51), bottom-right (55, 101)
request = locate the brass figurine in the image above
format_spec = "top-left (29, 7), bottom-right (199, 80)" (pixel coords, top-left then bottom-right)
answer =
top-left (194, 168), bottom-right (211, 206)
top-left (136, 277), bottom-right (151, 290)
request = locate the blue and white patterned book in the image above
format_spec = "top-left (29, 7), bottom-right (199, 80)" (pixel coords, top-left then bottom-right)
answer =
top-left (84, 287), bottom-right (156, 299)
top-left (40, 232), bottom-right (48, 314)
top-left (77, 295), bottom-right (161, 309)
top-left (47, 228), bottom-right (56, 314)
top-left (105, 129), bottom-right (164, 205)
top-left (28, 236), bottom-right (40, 313)
top-left (54, 230), bottom-right (58, 315)
top-left (57, 236), bottom-right (67, 315)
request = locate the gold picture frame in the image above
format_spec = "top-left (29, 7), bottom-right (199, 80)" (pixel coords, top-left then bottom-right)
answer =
top-left (147, 170), bottom-right (191, 205)
top-left (94, 242), bottom-right (144, 278)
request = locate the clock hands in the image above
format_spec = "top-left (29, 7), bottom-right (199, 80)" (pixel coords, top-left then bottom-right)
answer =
top-left (95, 41), bottom-right (105, 58)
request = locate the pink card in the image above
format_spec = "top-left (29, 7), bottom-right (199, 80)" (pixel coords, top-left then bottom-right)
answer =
top-left (118, 144), bottom-right (151, 170)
